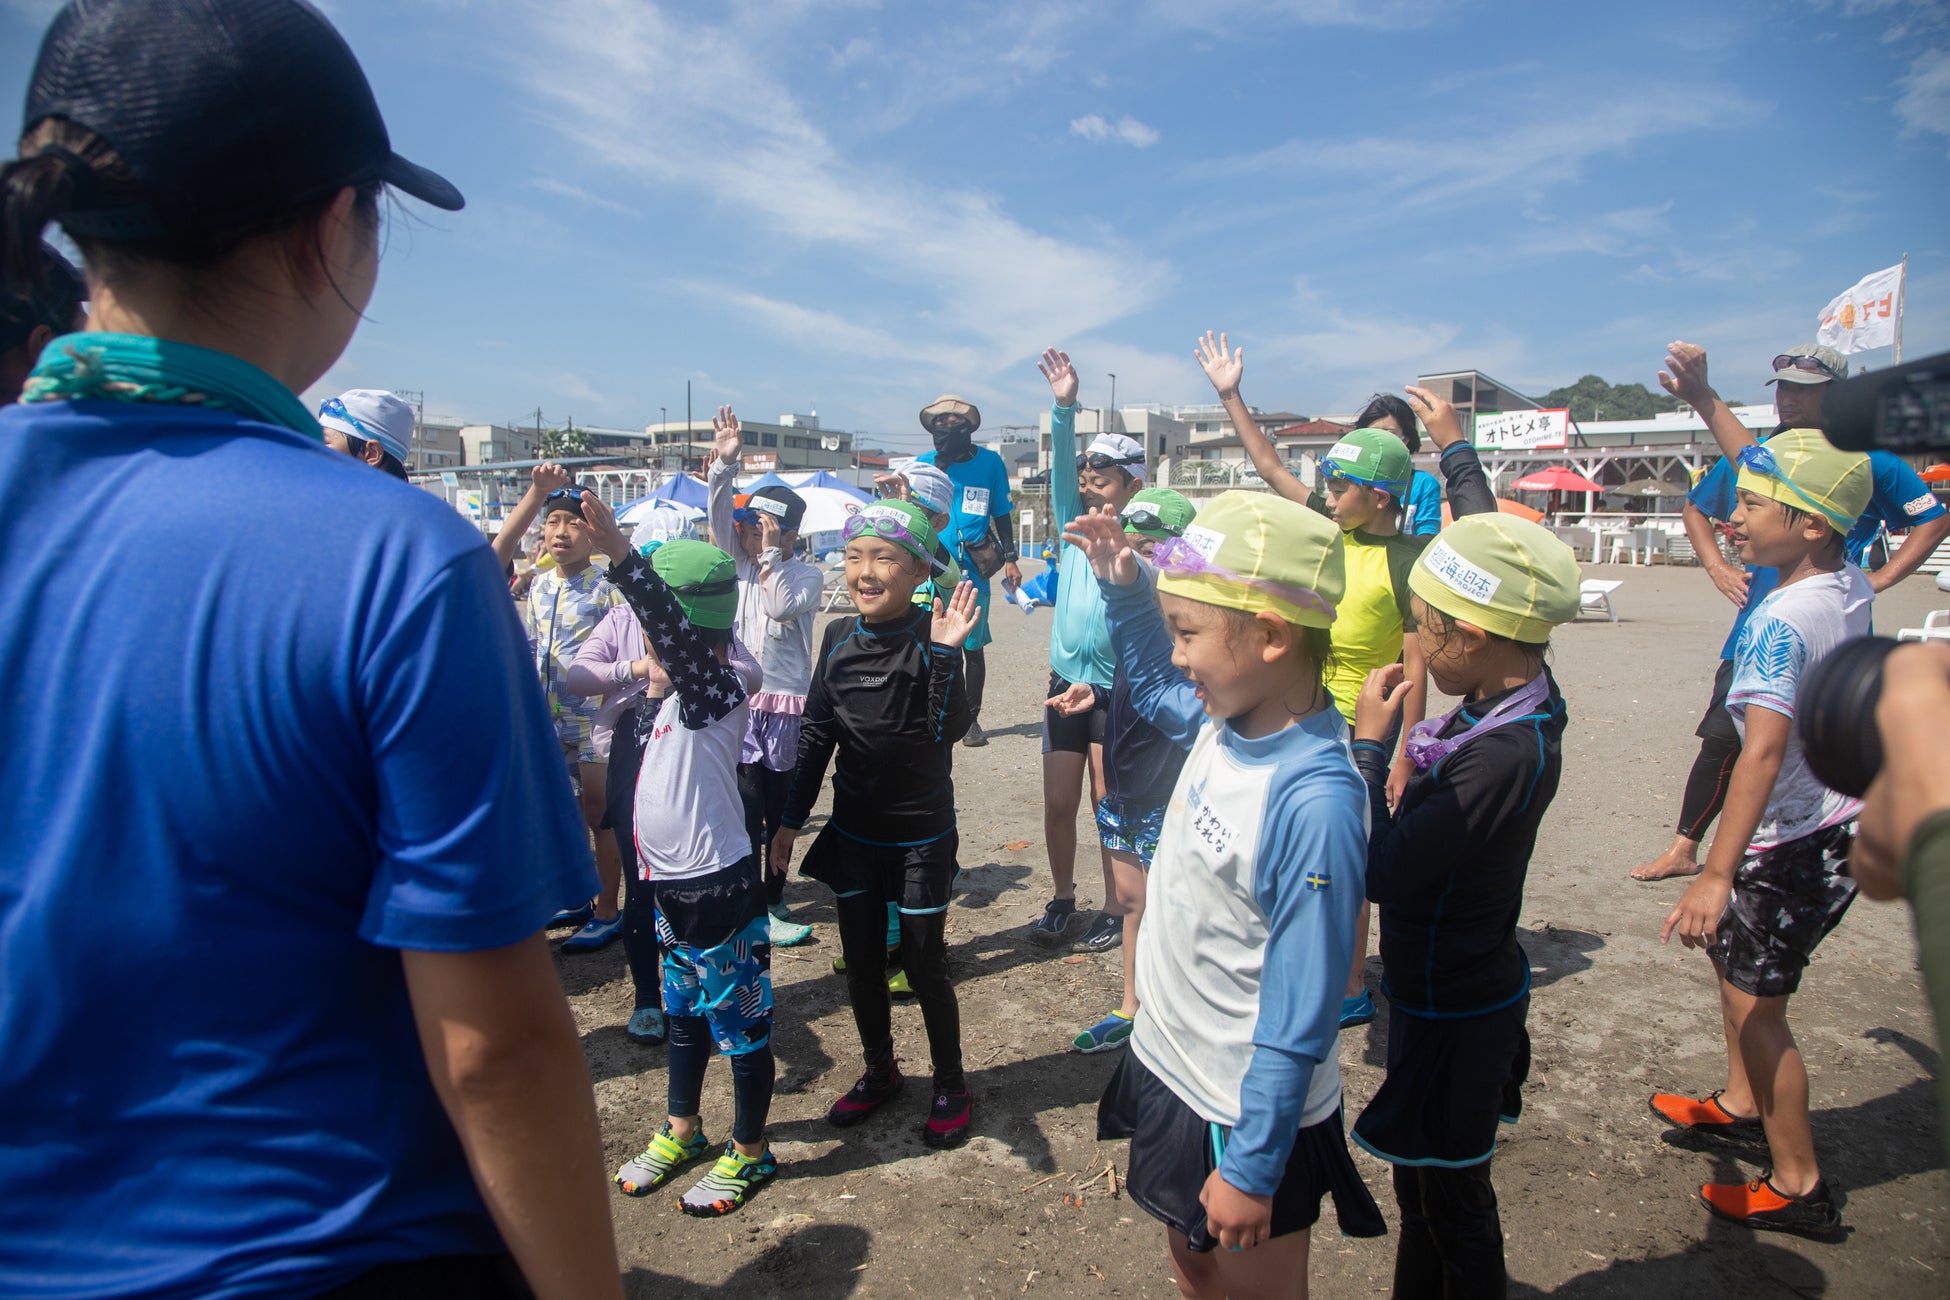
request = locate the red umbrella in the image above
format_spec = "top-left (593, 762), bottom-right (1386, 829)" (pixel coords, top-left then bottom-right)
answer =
top-left (1510, 466), bottom-right (1607, 494)
top-left (1922, 463), bottom-right (1950, 484)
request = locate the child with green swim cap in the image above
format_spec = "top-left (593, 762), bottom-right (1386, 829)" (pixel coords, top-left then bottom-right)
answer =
top-left (771, 499), bottom-right (988, 1150)
top-left (577, 494), bottom-right (781, 1219)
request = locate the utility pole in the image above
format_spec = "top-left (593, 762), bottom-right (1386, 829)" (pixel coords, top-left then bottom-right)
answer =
top-left (686, 380), bottom-right (693, 475)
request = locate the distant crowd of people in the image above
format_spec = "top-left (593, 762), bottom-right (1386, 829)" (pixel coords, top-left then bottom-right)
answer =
top-left (5, 2), bottom-right (1949, 1299)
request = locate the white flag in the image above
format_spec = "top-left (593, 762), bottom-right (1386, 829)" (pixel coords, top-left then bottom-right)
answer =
top-left (1816, 263), bottom-right (1903, 354)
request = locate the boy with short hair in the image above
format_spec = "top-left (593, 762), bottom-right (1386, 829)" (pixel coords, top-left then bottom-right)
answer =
top-left (771, 500), bottom-right (983, 1149)
top-left (1654, 427), bottom-right (1876, 1239)
top-left (523, 486), bottom-right (629, 950)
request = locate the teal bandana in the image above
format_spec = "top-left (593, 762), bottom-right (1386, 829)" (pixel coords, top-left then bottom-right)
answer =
top-left (22, 332), bottom-right (322, 440)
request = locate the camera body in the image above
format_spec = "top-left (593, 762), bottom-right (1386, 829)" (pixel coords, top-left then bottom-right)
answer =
top-left (1822, 348), bottom-right (1950, 454)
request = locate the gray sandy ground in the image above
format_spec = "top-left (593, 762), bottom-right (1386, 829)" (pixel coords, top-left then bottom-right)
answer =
top-left (560, 560), bottom-right (1949, 1297)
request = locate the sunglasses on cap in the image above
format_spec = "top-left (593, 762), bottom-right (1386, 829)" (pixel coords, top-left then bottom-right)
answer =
top-left (1077, 451), bottom-right (1145, 472)
top-left (1772, 354), bottom-right (1842, 382)
top-left (1120, 505), bottom-right (1182, 536)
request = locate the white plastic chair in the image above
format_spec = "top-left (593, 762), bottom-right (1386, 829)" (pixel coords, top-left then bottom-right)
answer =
top-left (1898, 611), bottom-right (1950, 643)
top-left (1578, 579), bottom-right (1623, 623)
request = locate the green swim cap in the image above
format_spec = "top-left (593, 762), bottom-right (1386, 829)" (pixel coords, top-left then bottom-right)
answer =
top-left (650, 539), bottom-right (738, 630)
top-left (844, 499), bottom-right (939, 569)
top-left (1122, 487), bottom-right (1196, 540)
top-left (1321, 428), bottom-right (1412, 497)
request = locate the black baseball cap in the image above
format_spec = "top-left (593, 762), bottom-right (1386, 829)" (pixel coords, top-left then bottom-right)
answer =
top-left (23, 0), bottom-right (463, 242)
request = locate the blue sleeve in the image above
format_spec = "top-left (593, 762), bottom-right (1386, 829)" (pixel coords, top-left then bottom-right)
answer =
top-left (1219, 778), bottom-right (1367, 1195)
top-left (1870, 452), bottom-right (1945, 529)
top-left (359, 546), bottom-right (598, 950)
top-left (1050, 404), bottom-right (1082, 527)
top-left (1688, 458), bottom-right (1735, 520)
top-left (1409, 470), bottom-right (1443, 535)
top-left (1101, 571), bottom-right (1203, 747)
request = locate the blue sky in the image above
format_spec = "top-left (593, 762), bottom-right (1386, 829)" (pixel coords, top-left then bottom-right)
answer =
top-left (5, 0), bottom-right (1948, 453)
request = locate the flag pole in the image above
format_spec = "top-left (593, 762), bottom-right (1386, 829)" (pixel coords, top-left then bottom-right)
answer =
top-left (1895, 252), bottom-right (1907, 364)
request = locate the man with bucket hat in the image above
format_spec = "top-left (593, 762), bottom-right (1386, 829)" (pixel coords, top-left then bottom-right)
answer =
top-left (917, 393), bottom-right (1021, 747)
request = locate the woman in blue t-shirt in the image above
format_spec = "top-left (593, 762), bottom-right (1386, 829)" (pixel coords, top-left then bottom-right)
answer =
top-left (0, 3), bottom-right (620, 1298)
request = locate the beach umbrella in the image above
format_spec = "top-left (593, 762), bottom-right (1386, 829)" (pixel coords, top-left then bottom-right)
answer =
top-left (1922, 463), bottom-right (1950, 484)
top-left (1441, 498), bottom-right (1546, 526)
top-left (790, 485), bottom-right (872, 535)
top-left (1510, 466), bottom-right (1607, 494)
top-left (1610, 478), bottom-right (1686, 498)
top-left (618, 499), bottom-right (702, 539)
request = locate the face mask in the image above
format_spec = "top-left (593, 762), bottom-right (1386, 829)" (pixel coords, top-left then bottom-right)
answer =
top-left (932, 426), bottom-right (974, 459)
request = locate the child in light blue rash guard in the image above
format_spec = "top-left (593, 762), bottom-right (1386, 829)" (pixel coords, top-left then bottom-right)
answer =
top-left (1074, 491), bottom-right (1383, 1297)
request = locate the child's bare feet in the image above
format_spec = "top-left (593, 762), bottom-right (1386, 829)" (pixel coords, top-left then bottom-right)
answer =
top-left (1632, 840), bottom-right (1704, 881)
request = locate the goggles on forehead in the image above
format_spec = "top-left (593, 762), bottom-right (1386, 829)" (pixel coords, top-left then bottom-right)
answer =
top-left (843, 511), bottom-right (946, 571)
top-left (732, 496), bottom-right (790, 527)
top-left (1119, 505), bottom-right (1182, 536)
top-left (1077, 450), bottom-right (1145, 472)
top-left (1772, 353), bottom-right (1842, 382)
top-left (667, 575), bottom-right (738, 597)
top-left (1735, 444), bottom-right (1853, 530)
top-left (319, 396), bottom-right (381, 445)
top-left (542, 486), bottom-right (586, 513)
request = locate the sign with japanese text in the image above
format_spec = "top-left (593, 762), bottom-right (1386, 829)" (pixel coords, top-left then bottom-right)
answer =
top-left (1475, 408), bottom-right (1569, 450)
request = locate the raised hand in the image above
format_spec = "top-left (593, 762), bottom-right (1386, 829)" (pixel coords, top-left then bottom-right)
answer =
top-left (1038, 347), bottom-right (1079, 408)
top-left (872, 472), bottom-right (911, 502)
top-left (713, 405), bottom-right (742, 466)
top-left (1404, 385), bottom-right (1465, 450)
top-left (757, 510), bottom-right (784, 553)
top-left (532, 461), bottom-right (571, 495)
top-left (930, 580), bottom-right (982, 648)
top-left (1658, 341), bottom-right (1714, 411)
top-left (1195, 330), bottom-right (1244, 400)
top-left (578, 490), bottom-right (632, 563)
top-left (1060, 507), bottom-right (1141, 586)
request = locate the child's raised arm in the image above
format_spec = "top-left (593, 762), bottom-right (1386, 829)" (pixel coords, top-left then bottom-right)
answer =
top-left (1659, 341), bottom-right (1756, 465)
top-left (579, 491), bottom-right (743, 732)
top-left (1063, 509), bottom-right (1202, 746)
top-left (1405, 385), bottom-right (1498, 520)
top-left (492, 462), bottom-right (570, 569)
top-left (1195, 331), bottom-right (1310, 506)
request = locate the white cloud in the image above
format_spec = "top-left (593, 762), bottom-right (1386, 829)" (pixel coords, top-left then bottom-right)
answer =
top-left (1894, 47), bottom-right (1950, 152)
top-left (1070, 114), bottom-right (1161, 148)
top-left (1189, 87), bottom-right (1767, 210)
top-left (525, 177), bottom-right (640, 217)
top-left (505, 0), bottom-right (1170, 380)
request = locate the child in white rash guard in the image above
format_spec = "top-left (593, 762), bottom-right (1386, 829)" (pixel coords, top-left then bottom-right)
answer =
top-left (1069, 492), bottom-right (1383, 1299)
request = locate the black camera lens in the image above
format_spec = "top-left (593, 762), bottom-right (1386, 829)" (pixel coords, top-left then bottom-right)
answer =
top-left (1795, 634), bottom-right (1899, 798)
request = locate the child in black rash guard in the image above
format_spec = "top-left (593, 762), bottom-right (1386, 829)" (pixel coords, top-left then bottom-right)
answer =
top-left (1348, 481), bottom-right (1583, 1296)
top-left (770, 500), bottom-right (983, 1149)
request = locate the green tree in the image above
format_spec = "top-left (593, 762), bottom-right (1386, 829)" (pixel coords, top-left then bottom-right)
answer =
top-left (537, 425), bottom-right (591, 458)
top-left (1536, 374), bottom-right (1682, 423)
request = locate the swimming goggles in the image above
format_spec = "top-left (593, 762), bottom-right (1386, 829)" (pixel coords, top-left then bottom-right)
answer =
top-left (1077, 450), bottom-right (1146, 472)
top-left (1735, 444), bottom-right (1853, 530)
top-left (1150, 538), bottom-right (1336, 623)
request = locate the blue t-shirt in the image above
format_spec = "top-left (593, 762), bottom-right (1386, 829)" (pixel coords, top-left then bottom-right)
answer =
top-left (916, 445), bottom-right (1013, 583)
top-left (1688, 440), bottom-right (1945, 659)
top-left (1406, 468), bottom-right (1443, 536)
top-left (0, 401), bottom-right (596, 1299)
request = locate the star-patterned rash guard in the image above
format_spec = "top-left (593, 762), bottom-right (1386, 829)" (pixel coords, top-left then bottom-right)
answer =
top-left (607, 551), bottom-right (763, 882)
